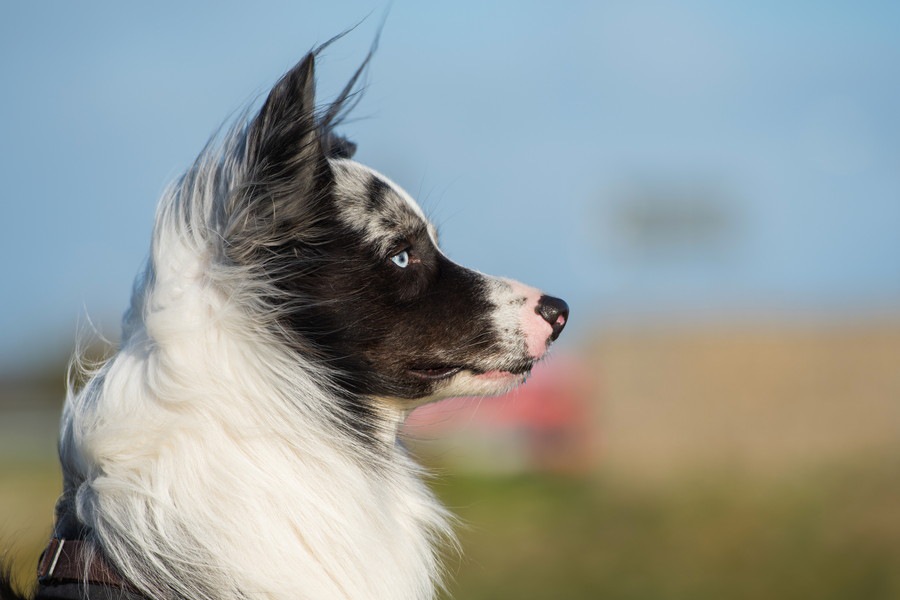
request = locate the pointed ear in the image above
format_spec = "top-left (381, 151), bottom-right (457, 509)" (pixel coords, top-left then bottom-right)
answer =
top-left (226, 54), bottom-right (333, 263)
top-left (246, 52), bottom-right (327, 190)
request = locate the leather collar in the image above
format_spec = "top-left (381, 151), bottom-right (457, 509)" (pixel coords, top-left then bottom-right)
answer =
top-left (37, 538), bottom-right (139, 595)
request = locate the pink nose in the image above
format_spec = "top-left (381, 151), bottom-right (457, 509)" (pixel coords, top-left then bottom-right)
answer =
top-left (536, 295), bottom-right (569, 342)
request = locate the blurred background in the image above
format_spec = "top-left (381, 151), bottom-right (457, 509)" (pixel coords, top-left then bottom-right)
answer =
top-left (2, 2), bottom-right (899, 598)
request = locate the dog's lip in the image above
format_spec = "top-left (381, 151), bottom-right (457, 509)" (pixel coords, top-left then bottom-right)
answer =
top-left (408, 366), bottom-right (464, 380)
top-left (408, 362), bottom-right (534, 381)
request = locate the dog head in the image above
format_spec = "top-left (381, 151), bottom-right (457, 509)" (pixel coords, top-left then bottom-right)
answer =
top-left (224, 53), bottom-right (568, 408)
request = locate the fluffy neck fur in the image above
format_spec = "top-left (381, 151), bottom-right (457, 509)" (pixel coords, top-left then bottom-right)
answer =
top-left (58, 133), bottom-right (453, 600)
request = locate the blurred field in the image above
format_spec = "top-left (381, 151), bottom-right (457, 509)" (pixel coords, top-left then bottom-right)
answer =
top-left (2, 320), bottom-right (900, 598)
top-left (0, 462), bottom-right (59, 589)
top-left (437, 465), bottom-right (900, 599)
top-left (590, 320), bottom-right (900, 478)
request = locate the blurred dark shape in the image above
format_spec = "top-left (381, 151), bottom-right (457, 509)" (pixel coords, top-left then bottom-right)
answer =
top-left (607, 178), bottom-right (737, 261)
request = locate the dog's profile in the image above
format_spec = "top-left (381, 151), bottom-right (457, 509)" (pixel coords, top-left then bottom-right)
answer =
top-left (1, 45), bottom-right (568, 600)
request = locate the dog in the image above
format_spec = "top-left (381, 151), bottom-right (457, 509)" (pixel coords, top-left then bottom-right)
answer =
top-left (1, 44), bottom-right (568, 600)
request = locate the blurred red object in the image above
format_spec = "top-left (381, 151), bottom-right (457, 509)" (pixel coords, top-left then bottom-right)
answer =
top-left (404, 355), bottom-right (596, 473)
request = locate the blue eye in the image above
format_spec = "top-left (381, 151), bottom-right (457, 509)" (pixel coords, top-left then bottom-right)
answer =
top-left (390, 250), bottom-right (410, 268)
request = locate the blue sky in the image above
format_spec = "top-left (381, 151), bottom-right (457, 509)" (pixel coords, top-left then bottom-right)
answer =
top-left (2, 2), bottom-right (899, 373)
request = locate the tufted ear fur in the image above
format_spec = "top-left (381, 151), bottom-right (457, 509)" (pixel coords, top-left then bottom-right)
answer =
top-left (225, 53), bottom-right (334, 264)
top-left (247, 52), bottom-right (326, 189)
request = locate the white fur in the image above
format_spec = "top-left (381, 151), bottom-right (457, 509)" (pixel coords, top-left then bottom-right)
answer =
top-left (60, 131), bottom-right (455, 600)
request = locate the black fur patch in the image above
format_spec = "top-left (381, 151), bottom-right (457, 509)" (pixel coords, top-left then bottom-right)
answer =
top-left (230, 49), bottom-right (521, 429)
top-left (323, 133), bottom-right (357, 159)
top-left (365, 176), bottom-right (391, 213)
top-left (275, 219), bottom-right (499, 401)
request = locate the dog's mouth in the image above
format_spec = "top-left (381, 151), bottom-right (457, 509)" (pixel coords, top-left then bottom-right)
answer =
top-left (408, 361), bottom-right (534, 381)
top-left (407, 366), bottom-right (463, 381)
